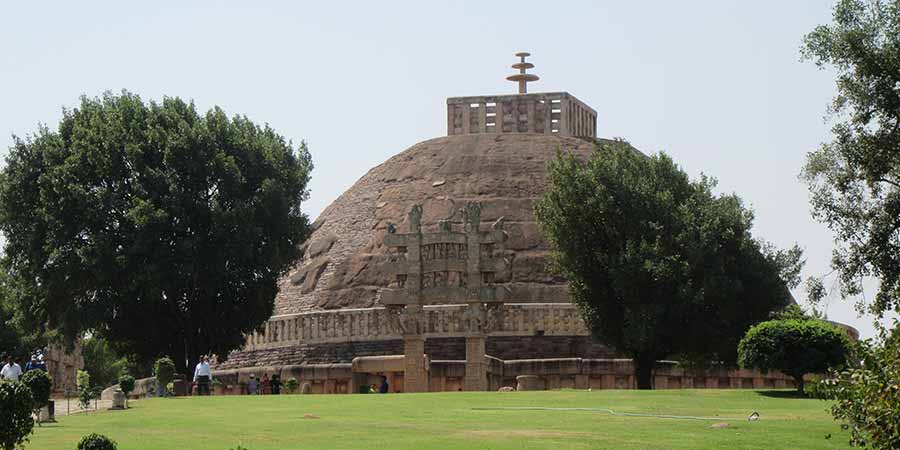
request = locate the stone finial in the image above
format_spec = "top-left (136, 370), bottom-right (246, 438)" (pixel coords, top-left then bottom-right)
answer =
top-left (506, 52), bottom-right (540, 94)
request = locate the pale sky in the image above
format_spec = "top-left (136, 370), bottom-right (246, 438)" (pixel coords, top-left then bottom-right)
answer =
top-left (2, 1), bottom-right (894, 338)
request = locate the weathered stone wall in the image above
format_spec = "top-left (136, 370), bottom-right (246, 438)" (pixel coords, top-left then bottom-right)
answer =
top-left (44, 341), bottom-right (84, 392)
top-left (211, 357), bottom-right (798, 395)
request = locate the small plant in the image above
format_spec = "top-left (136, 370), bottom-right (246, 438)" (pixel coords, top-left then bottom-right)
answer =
top-left (153, 357), bottom-right (175, 397)
top-left (284, 377), bottom-right (299, 394)
top-left (21, 370), bottom-right (52, 426)
top-left (76, 433), bottom-right (117, 450)
top-left (118, 374), bottom-right (135, 408)
top-left (0, 381), bottom-right (35, 450)
top-left (76, 370), bottom-right (94, 411)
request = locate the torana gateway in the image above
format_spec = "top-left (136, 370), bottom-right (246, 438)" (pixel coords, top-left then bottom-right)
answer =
top-left (213, 54), bottom-right (847, 393)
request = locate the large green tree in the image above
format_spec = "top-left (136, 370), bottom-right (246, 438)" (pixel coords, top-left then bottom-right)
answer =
top-left (535, 141), bottom-right (801, 389)
top-left (738, 318), bottom-right (850, 394)
top-left (802, 0), bottom-right (900, 317)
top-left (0, 91), bottom-right (313, 372)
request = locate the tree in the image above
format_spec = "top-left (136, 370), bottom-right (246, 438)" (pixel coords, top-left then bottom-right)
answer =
top-left (82, 336), bottom-right (130, 389)
top-left (738, 318), bottom-right (850, 394)
top-left (0, 381), bottom-right (34, 450)
top-left (534, 141), bottom-right (801, 388)
top-left (118, 374), bottom-right (135, 408)
top-left (801, 0), bottom-right (900, 317)
top-left (0, 91), bottom-right (313, 372)
top-left (20, 369), bottom-right (52, 426)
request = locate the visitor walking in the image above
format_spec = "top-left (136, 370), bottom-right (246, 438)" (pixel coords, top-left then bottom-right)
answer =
top-left (261, 373), bottom-right (270, 395)
top-left (247, 374), bottom-right (259, 395)
top-left (25, 354), bottom-right (46, 372)
top-left (193, 355), bottom-right (212, 396)
top-left (270, 374), bottom-right (281, 395)
top-left (1, 354), bottom-right (23, 381)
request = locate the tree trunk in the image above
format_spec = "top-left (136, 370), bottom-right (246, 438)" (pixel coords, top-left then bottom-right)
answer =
top-left (633, 354), bottom-right (655, 390)
top-left (794, 375), bottom-right (805, 395)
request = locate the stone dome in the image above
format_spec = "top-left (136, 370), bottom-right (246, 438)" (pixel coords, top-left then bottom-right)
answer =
top-left (274, 133), bottom-right (602, 316)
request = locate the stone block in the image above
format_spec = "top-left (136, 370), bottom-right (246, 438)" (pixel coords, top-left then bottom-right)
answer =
top-left (516, 375), bottom-right (543, 391)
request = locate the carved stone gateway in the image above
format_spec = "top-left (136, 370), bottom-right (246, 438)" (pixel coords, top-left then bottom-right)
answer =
top-left (381, 202), bottom-right (509, 392)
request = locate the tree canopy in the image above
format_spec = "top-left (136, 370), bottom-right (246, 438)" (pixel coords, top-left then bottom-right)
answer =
top-left (534, 140), bottom-right (801, 388)
top-left (801, 0), bottom-right (900, 316)
top-left (738, 318), bottom-right (850, 394)
top-left (0, 91), bottom-right (313, 372)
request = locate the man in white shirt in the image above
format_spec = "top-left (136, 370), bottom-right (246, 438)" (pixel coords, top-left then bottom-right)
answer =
top-left (1, 354), bottom-right (23, 382)
top-left (193, 355), bottom-right (212, 395)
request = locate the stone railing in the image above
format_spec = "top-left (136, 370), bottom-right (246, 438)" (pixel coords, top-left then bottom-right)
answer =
top-left (243, 303), bottom-right (589, 351)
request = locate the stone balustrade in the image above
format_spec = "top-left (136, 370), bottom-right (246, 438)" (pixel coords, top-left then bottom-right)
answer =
top-left (243, 303), bottom-right (589, 351)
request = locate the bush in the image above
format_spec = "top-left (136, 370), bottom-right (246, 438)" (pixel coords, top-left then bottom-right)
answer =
top-left (738, 318), bottom-right (850, 394)
top-left (21, 369), bottom-right (52, 424)
top-left (284, 378), bottom-right (299, 394)
top-left (0, 381), bottom-right (34, 450)
top-left (118, 374), bottom-right (135, 407)
top-left (814, 325), bottom-right (900, 449)
top-left (76, 433), bottom-right (117, 450)
top-left (153, 357), bottom-right (175, 396)
top-left (76, 370), bottom-right (94, 410)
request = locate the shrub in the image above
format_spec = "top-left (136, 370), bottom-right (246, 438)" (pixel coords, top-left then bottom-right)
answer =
top-left (118, 374), bottom-right (135, 407)
top-left (153, 357), bottom-right (175, 397)
top-left (815, 325), bottom-right (900, 449)
top-left (738, 318), bottom-right (850, 394)
top-left (76, 370), bottom-right (94, 410)
top-left (21, 369), bottom-right (52, 424)
top-left (284, 377), bottom-right (299, 394)
top-left (76, 433), bottom-right (117, 450)
top-left (0, 381), bottom-right (34, 450)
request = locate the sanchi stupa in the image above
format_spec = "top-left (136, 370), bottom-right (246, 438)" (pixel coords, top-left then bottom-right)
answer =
top-left (212, 54), bottom-right (857, 394)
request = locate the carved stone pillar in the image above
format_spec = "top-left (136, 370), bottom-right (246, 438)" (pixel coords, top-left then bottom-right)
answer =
top-left (464, 335), bottom-right (487, 391)
top-left (403, 335), bottom-right (428, 393)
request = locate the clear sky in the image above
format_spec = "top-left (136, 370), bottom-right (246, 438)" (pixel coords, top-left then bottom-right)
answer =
top-left (2, 1), bottom-right (894, 338)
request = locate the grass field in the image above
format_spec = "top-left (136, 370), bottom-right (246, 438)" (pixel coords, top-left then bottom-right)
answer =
top-left (27, 389), bottom-right (851, 450)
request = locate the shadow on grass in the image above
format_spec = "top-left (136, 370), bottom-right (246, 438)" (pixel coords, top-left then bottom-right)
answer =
top-left (754, 390), bottom-right (806, 399)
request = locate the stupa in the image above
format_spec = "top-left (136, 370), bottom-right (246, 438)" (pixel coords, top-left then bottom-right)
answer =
top-left (213, 54), bottom-right (806, 393)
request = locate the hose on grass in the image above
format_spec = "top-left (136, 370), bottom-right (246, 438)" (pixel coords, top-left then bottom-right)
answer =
top-left (471, 406), bottom-right (759, 422)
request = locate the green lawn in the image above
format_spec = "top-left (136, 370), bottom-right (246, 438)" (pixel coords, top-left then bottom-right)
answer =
top-left (28, 390), bottom-right (851, 450)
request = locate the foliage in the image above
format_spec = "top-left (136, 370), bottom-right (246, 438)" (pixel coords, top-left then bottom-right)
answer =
top-left (76, 433), bottom-right (118, 450)
top-left (76, 370), bottom-right (94, 410)
top-left (534, 140), bottom-right (801, 388)
top-left (813, 324), bottom-right (900, 449)
top-left (0, 91), bottom-right (314, 372)
top-left (284, 377), bottom-right (299, 394)
top-left (153, 357), bottom-right (176, 392)
top-left (117, 374), bottom-right (135, 397)
top-left (82, 336), bottom-right (130, 389)
top-left (0, 381), bottom-right (34, 450)
top-left (20, 368), bottom-right (52, 423)
top-left (738, 318), bottom-right (850, 394)
top-left (801, 0), bottom-right (900, 317)
top-left (118, 373), bottom-right (135, 407)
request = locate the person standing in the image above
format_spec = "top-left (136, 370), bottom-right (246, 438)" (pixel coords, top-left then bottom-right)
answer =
top-left (270, 374), bottom-right (281, 395)
top-left (1, 354), bottom-right (23, 381)
top-left (379, 376), bottom-right (389, 394)
top-left (193, 355), bottom-right (212, 396)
